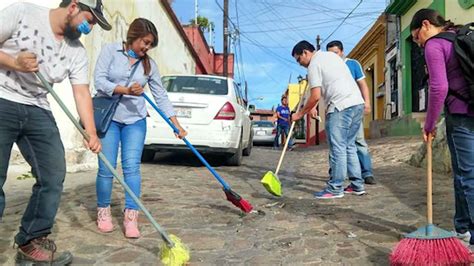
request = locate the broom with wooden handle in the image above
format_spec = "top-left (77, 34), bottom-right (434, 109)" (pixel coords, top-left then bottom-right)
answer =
top-left (260, 83), bottom-right (318, 197)
top-left (390, 133), bottom-right (470, 265)
top-left (35, 72), bottom-right (190, 266)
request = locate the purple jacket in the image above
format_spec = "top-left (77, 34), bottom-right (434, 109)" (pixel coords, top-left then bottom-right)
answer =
top-left (424, 36), bottom-right (473, 132)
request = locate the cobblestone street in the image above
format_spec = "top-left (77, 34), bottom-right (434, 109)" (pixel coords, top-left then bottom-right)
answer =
top-left (0, 136), bottom-right (459, 265)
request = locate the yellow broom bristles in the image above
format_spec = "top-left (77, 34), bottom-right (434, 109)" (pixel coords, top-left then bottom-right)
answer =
top-left (160, 234), bottom-right (190, 266)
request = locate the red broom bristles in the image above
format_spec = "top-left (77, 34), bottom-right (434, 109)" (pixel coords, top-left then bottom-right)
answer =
top-left (390, 237), bottom-right (471, 265)
top-left (224, 189), bottom-right (253, 213)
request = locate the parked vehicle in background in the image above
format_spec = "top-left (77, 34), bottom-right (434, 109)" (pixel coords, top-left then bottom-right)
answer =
top-left (143, 74), bottom-right (253, 166)
top-left (252, 120), bottom-right (276, 145)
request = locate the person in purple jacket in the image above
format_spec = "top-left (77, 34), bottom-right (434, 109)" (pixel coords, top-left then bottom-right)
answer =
top-left (410, 9), bottom-right (474, 247)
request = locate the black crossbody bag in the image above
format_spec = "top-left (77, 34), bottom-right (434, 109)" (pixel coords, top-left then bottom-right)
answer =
top-left (90, 59), bottom-right (141, 137)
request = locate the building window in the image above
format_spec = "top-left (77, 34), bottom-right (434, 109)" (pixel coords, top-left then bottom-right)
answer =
top-left (410, 43), bottom-right (427, 112)
top-left (389, 58), bottom-right (399, 118)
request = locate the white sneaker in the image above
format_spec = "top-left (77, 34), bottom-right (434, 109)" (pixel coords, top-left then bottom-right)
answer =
top-left (454, 230), bottom-right (471, 243)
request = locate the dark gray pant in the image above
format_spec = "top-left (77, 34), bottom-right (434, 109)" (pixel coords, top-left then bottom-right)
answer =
top-left (0, 98), bottom-right (66, 246)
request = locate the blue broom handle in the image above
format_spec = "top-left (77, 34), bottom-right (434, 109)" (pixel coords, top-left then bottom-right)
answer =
top-left (142, 93), bottom-right (231, 191)
top-left (35, 73), bottom-right (174, 247)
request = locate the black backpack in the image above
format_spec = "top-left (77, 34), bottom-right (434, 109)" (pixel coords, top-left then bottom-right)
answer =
top-left (432, 23), bottom-right (474, 107)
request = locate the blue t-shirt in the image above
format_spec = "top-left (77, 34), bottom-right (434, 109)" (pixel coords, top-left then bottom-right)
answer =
top-left (345, 58), bottom-right (365, 81)
top-left (276, 105), bottom-right (290, 126)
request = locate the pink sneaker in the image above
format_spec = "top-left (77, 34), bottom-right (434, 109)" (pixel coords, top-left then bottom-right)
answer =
top-left (97, 206), bottom-right (114, 233)
top-left (123, 209), bottom-right (140, 238)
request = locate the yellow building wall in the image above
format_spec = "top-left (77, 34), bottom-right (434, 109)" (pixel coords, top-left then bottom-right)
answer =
top-left (375, 35), bottom-right (386, 122)
top-left (359, 54), bottom-right (376, 123)
top-left (287, 81), bottom-right (307, 111)
top-left (287, 80), bottom-right (326, 144)
top-left (348, 15), bottom-right (386, 137)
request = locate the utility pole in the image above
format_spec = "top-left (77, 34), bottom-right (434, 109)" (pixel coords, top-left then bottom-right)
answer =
top-left (223, 0), bottom-right (229, 77)
top-left (245, 81), bottom-right (248, 103)
top-left (314, 35), bottom-right (321, 145)
top-left (194, 0), bottom-right (198, 26)
top-left (208, 24), bottom-right (214, 52)
top-left (316, 35), bottom-right (321, 51)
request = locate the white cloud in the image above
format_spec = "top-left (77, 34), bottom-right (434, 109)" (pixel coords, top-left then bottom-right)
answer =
top-left (241, 61), bottom-right (278, 78)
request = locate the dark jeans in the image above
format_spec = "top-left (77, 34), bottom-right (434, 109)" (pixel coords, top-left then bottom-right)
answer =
top-left (274, 124), bottom-right (292, 148)
top-left (0, 98), bottom-right (66, 246)
top-left (446, 113), bottom-right (474, 244)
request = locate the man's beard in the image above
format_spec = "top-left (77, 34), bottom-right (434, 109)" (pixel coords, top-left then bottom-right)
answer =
top-left (64, 13), bottom-right (82, 41)
top-left (64, 23), bottom-right (82, 41)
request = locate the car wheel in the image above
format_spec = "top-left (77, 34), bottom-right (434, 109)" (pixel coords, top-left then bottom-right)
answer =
top-left (243, 131), bottom-right (253, 156)
top-left (141, 148), bottom-right (155, 162)
top-left (226, 137), bottom-right (243, 166)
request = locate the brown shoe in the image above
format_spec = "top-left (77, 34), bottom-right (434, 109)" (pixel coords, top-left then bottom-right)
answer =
top-left (15, 237), bottom-right (73, 265)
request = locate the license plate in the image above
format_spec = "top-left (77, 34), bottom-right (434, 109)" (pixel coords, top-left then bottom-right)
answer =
top-left (256, 130), bottom-right (265, 136)
top-left (175, 107), bottom-right (192, 118)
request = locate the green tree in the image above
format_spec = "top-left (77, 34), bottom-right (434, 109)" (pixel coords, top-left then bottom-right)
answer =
top-left (190, 16), bottom-right (214, 32)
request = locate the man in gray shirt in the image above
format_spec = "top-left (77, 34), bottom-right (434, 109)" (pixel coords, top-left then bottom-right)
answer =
top-left (0, 0), bottom-right (111, 264)
top-left (291, 40), bottom-right (365, 199)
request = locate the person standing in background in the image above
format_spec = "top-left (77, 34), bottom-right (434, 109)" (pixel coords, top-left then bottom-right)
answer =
top-left (326, 40), bottom-right (376, 185)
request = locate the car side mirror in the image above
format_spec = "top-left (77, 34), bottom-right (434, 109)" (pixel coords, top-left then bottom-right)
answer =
top-left (248, 104), bottom-right (256, 113)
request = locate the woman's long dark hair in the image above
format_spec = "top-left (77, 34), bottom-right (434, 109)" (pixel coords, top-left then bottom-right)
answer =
top-left (126, 18), bottom-right (158, 75)
top-left (410, 8), bottom-right (462, 31)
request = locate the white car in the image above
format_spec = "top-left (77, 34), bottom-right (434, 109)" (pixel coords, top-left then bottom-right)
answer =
top-left (252, 120), bottom-right (276, 145)
top-left (143, 74), bottom-right (253, 166)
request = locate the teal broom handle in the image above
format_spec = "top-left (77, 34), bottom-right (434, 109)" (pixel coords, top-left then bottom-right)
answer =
top-left (35, 72), bottom-right (174, 247)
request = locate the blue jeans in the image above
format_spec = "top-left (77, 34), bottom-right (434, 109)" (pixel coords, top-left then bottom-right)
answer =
top-left (96, 119), bottom-right (146, 210)
top-left (446, 113), bottom-right (474, 243)
top-left (355, 120), bottom-right (374, 178)
top-left (325, 104), bottom-right (364, 194)
top-left (0, 98), bottom-right (66, 246)
top-left (274, 124), bottom-right (293, 147)
top-left (328, 119), bottom-right (374, 179)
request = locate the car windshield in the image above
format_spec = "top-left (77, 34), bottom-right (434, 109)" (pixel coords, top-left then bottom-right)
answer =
top-left (252, 121), bottom-right (274, 128)
top-left (162, 76), bottom-right (228, 95)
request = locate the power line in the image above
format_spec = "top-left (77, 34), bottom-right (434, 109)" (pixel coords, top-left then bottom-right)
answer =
top-left (233, 41), bottom-right (242, 83)
top-left (215, 0), bottom-right (289, 49)
top-left (261, 0), bottom-right (307, 41)
top-left (239, 34), bottom-right (300, 68)
top-left (321, 0), bottom-right (364, 45)
top-left (235, 1), bottom-right (289, 49)
top-left (238, 11), bottom-right (381, 27)
top-left (239, 39), bottom-right (290, 49)
top-left (241, 44), bottom-right (282, 85)
top-left (234, 0), bottom-right (246, 83)
top-left (214, 0), bottom-right (238, 29)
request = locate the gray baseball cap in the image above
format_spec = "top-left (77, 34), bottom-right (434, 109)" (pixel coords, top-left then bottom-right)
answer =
top-left (78, 0), bottom-right (112, 31)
